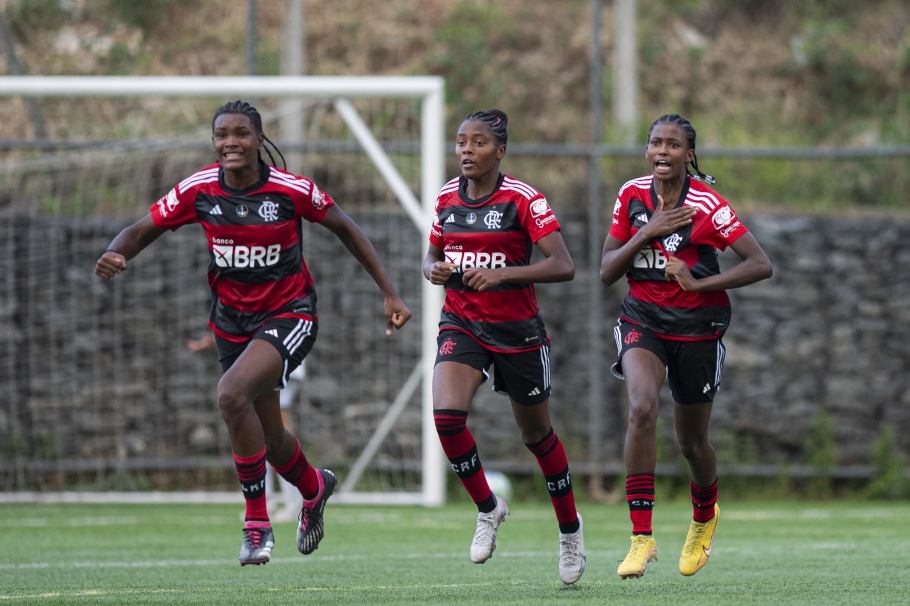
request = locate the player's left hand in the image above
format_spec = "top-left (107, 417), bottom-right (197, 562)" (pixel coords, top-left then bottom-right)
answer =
top-left (462, 268), bottom-right (503, 292)
top-left (664, 256), bottom-right (698, 291)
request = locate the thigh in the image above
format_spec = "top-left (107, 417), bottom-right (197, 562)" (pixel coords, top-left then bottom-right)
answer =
top-left (611, 321), bottom-right (668, 406)
top-left (666, 337), bottom-right (724, 405)
top-left (433, 331), bottom-right (490, 411)
top-left (491, 345), bottom-right (551, 406)
top-left (218, 338), bottom-right (285, 404)
top-left (218, 317), bottom-right (317, 390)
top-left (619, 347), bottom-right (666, 411)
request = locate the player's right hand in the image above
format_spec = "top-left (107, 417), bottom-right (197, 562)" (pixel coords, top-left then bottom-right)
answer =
top-left (427, 261), bottom-right (457, 285)
top-left (95, 251), bottom-right (127, 279)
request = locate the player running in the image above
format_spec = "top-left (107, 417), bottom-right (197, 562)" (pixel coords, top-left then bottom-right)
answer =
top-left (424, 109), bottom-right (585, 585)
top-left (600, 114), bottom-right (773, 579)
top-left (95, 100), bottom-right (411, 565)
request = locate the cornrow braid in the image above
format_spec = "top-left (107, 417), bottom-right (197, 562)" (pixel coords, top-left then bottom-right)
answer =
top-left (212, 100), bottom-right (287, 170)
top-left (648, 114), bottom-right (716, 185)
top-left (464, 108), bottom-right (509, 145)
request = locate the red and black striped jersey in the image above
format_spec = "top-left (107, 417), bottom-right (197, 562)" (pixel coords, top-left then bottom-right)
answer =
top-left (429, 173), bottom-right (561, 352)
top-left (609, 174), bottom-right (748, 340)
top-left (150, 161), bottom-right (334, 342)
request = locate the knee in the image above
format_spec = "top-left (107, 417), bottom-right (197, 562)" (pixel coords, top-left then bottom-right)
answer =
top-left (217, 389), bottom-right (249, 423)
top-left (520, 425), bottom-right (551, 446)
top-left (677, 436), bottom-right (710, 461)
top-left (626, 397), bottom-right (658, 432)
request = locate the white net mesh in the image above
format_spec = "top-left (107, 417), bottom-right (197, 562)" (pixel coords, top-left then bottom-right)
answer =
top-left (0, 91), bottom-right (434, 500)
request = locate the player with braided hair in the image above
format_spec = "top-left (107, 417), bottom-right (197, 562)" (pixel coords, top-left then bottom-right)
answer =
top-left (424, 109), bottom-right (585, 585)
top-left (601, 113), bottom-right (772, 579)
top-left (95, 99), bottom-right (411, 565)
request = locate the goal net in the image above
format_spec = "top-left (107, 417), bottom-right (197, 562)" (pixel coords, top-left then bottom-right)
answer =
top-left (0, 76), bottom-right (446, 506)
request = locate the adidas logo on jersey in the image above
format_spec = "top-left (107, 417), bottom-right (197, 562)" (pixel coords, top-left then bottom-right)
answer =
top-left (210, 204), bottom-right (223, 215)
top-left (444, 214), bottom-right (455, 224)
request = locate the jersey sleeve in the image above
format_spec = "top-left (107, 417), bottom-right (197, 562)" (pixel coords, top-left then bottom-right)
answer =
top-left (428, 196), bottom-right (445, 248)
top-left (519, 194), bottom-right (561, 243)
top-left (608, 189), bottom-right (632, 242)
top-left (697, 197), bottom-right (748, 251)
top-left (150, 184), bottom-right (199, 230)
top-left (292, 178), bottom-right (335, 223)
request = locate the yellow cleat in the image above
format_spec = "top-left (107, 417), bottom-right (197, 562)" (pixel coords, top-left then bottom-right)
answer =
top-left (679, 503), bottom-right (720, 576)
top-left (617, 534), bottom-right (658, 579)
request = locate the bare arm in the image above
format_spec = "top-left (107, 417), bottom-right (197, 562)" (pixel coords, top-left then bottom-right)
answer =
top-left (94, 213), bottom-right (167, 279)
top-left (599, 195), bottom-right (695, 285)
top-left (320, 205), bottom-right (412, 333)
top-left (664, 231), bottom-right (773, 292)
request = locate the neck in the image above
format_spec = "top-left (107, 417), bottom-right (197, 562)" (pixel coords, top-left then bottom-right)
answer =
top-left (223, 162), bottom-right (262, 191)
top-left (653, 173), bottom-right (686, 204)
top-left (465, 171), bottom-right (499, 200)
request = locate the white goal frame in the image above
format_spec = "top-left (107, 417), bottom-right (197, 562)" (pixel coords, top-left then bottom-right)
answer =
top-left (0, 75), bottom-right (447, 507)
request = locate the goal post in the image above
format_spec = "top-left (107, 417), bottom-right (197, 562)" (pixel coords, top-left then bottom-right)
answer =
top-left (0, 75), bottom-right (447, 506)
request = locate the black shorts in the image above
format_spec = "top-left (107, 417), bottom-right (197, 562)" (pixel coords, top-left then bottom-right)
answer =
top-left (435, 330), bottom-right (551, 405)
top-left (216, 316), bottom-right (318, 389)
top-left (611, 319), bottom-right (725, 405)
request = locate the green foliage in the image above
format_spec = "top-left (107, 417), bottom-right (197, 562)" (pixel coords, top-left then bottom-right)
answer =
top-left (804, 408), bottom-right (836, 499)
top-left (5, 0), bottom-right (68, 34)
top-left (107, 0), bottom-right (197, 33)
top-left (865, 425), bottom-right (908, 500)
top-left (426, 3), bottom-right (509, 115)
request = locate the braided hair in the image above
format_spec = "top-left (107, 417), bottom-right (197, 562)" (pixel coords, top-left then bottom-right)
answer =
top-left (464, 109), bottom-right (509, 146)
top-left (212, 100), bottom-right (287, 170)
top-left (648, 114), bottom-right (715, 185)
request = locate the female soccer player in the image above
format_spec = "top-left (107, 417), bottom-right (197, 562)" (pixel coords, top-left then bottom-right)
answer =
top-left (600, 114), bottom-right (773, 579)
top-left (95, 100), bottom-right (411, 565)
top-left (423, 109), bottom-right (585, 585)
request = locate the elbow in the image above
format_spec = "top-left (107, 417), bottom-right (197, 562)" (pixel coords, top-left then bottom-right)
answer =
top-left (759, 259), bottom-right (774, 281)
top-left (562, 260), bottom-right (575, 282)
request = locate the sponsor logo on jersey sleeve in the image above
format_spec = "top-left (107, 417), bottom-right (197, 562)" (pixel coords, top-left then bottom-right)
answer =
top-left (311, 184), bottom-right (328, 210)
top-left (156, 188), bottom-right (180, 217)
top-left (530, 198), bottom-right (551, 217)
top-left (711, 206), bottom-right (742, 238)
top-left (530, 198), bottom-right (557, 229)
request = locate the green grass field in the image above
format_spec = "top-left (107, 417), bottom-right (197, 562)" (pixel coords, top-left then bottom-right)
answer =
top-left (1, 499), bottom-right (907, 605)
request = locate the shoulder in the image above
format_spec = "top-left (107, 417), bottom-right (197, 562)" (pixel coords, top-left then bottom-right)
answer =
top-left (437, 176), bottom-right (460, 197)
top-left (177, 163), bottom-right (220, 194)
top-left (500, 174), bottom-right (543, 201)
top-left (266, 167), bottom-right (318, 196)
top-left (618, 175), bottom-right (652, 198)
top-left (684, 179), bottom-right (732, 216)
